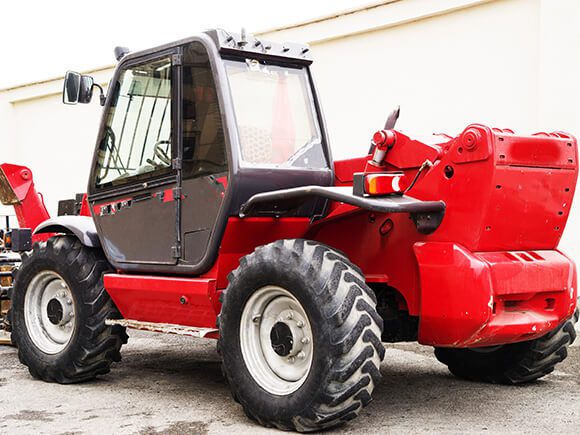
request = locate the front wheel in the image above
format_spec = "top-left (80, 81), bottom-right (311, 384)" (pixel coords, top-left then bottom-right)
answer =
top-left (219, 239), bottom-right (384, 432)
top-left (11, 236), bottom-right (128, 383)
top-left (435, 309), bottom-right (578, 384)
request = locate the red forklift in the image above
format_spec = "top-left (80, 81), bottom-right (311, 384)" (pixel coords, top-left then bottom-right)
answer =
top-left (8, 29), bottom-right (578, 431)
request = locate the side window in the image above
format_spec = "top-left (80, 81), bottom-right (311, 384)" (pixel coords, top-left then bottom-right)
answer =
top-left (182, 42), bottom-right (227, 179)
top-left (95, 56), bottom-right (173, 188)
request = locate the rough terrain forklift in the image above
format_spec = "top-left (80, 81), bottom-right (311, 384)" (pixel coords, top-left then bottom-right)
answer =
top-left (9, 29), bottom-right (578, 431)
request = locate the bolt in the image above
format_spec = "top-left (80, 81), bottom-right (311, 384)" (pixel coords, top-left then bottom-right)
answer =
top-left (286, 312), bottom-right (294, 320)
top-left (66, 299), bottom-right (72, 305)
top-left (69, 313), bottom-right (74, 318)
top-left (252, 314), bottom-right (261, 323)
top-left (296, 320), bottom-right (304, 328)
top-left (301, 337), bottom-right (310, 344)
top-left (66, 322), bottom-right (72, 329)
top-left (61, 282), bottom-right (67, 288)
top-left (288, 356), bottom-right (296, 363)
top-left (59, 291), bottom-right (66, 298)
top-left (297, 351), bottom-right (306, 360)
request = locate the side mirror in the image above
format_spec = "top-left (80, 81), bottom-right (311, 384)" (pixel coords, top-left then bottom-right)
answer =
top-left (78, 75), bottom-right (94, 104)
top-left (63, 71), bottom-right (96, 105)
top-left (63, 71), bottom-right (81, 104)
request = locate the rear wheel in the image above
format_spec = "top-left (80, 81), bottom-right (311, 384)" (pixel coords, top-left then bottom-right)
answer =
top-left (219, 239), bottom-right (384, 432)
top-left (434, 309), bottom-right (578, 384)
top-left (11, 236), bottom-right (127, 383)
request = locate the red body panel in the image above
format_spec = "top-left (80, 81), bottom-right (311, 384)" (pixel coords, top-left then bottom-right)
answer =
top-left (104, 274), bottom-right (218, 329)
top-left (104, 124), bottom-right (579, 348)
top-left (0, 163), bottom-right (51, 242)
top-left (414, 243), bottom-right (576, 347)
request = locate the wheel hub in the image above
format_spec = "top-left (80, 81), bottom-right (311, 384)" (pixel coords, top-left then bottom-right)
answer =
top-left (240, 286), bottom-right (314, 395)
top-left (46, 299), bottom-right (64, 325)
top-left (24, 271), bottom-right (76, 354)
top-left (270, 322), bottom-right (293, 356)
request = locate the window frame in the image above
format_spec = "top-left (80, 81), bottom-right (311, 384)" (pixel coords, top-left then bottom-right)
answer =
top-left (181, 41), bottom-right (229, 181)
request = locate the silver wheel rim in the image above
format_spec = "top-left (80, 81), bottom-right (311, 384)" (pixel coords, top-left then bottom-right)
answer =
top-left (24, 271), bottom-right (76, 354)
top-left (240, 286), bottom-right (314, 395)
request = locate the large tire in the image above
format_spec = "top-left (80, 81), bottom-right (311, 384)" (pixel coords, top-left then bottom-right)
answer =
top-left (11, 236), bottom-right (128, 383)
top-left (218, 239), bottom-right (384, 432)
top-left (434, 309), bottom-right (578, 384)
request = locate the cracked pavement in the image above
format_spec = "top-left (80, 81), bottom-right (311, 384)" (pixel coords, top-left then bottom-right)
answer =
top-left (0, 331), bottom-right (578, 434)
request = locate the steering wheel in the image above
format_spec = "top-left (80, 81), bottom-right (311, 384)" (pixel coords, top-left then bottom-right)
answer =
top-left (98, 126), bottom-right (129, 183)
top-left (154, 140), bottom-right (171, 165)
top-left (283, 138), bottom-right (319, 167)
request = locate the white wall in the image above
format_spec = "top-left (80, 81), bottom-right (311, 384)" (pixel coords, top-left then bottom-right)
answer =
top-left (261, 0), bottom-right (580, 263)
top-left (0, 70), bottom-right (111, 220)
top-left (1, 0), bottom-right (579, 264)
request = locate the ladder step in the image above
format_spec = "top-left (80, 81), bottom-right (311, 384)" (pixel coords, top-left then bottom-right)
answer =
top-left (105, 318), bottom-right (218, 338)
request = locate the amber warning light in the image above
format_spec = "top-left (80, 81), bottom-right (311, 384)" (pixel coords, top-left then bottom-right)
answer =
top-left (353, 172), bottom-right (406, 197)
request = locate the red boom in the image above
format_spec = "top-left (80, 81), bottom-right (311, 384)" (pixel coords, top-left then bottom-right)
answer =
top-left (0, 163), bottom-right (51, 242)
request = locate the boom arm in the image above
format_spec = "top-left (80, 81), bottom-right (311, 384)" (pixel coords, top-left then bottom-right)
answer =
top-left (0, 163), bottom-right (50, 239)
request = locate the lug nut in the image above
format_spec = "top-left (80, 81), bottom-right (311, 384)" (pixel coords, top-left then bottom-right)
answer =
top-left (297, 351), bottom-right (306, 360)
top-left (60, 291), bottom-right (66, 298)
top-left (301, 337), bottom-right (310, 344)
top-left (296, 320), bottom-right (304, 328)
top-left (288, 356), bottom-right (296, 363)
top-left (66, 299), bottom-right (72, 305)
top-left (69, 313), bottom-right (74, 318)
top-left (252, 314), bottom-right (261, 323)
top-left (287, 312), bottom-right (294, 320)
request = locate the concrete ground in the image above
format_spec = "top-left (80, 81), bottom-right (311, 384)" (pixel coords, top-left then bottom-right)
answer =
top-left (0, 332), bottom-right (579, 435)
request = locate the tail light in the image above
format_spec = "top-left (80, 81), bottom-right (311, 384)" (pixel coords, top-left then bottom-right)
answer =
top-left (353, 172), bottom-right (406, 197)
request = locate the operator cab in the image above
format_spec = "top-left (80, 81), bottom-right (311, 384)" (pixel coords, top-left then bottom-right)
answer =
top-left (65, 29), bottom-right (332, 274)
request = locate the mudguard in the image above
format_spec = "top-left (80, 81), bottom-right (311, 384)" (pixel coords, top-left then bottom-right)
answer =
top-left (34, 216), bottom-right (100, 248)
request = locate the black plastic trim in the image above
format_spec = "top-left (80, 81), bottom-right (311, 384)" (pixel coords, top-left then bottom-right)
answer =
top-left (34, 216), bottom-right (101, 248)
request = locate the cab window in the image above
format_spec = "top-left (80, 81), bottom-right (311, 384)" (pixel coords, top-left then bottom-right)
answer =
top-left (225, 59), bottom-right (326, 169)
top-left (182, 42), bottom-right (228, 179)
top-left (95, 56), bottom-right (173, 188)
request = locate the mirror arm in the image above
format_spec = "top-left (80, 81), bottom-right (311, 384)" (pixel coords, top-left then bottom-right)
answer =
top-left (92, 82), bottom-right (106, 106)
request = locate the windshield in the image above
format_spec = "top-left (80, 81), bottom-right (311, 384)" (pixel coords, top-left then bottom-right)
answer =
top-left (224, 59), bottom-right (326, 169)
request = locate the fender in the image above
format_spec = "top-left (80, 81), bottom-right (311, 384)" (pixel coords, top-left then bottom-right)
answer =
top-left (34, 216), bottom-right (100, 248)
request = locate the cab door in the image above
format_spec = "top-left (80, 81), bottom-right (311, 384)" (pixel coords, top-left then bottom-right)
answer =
top-left (89, 51), bottom-right (179, 267)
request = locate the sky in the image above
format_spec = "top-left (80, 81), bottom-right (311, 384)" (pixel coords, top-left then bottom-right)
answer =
top-left (0, 0), bottom-right (375, 89)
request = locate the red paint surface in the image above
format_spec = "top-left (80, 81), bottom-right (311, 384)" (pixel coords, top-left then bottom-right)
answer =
top-left (414, 242), bottom-right (576, 347)
top-left (0, 163), bottom-right (51, 242)
top-left (104, 274), bottom-right (218, 328)
top-left (79, 194), bottom-right (91, 217)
